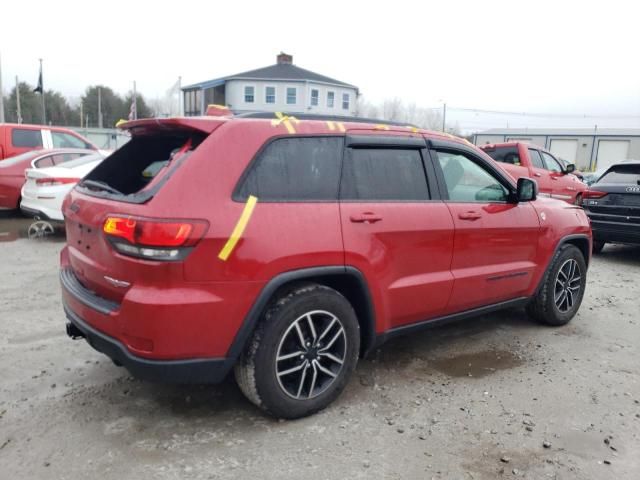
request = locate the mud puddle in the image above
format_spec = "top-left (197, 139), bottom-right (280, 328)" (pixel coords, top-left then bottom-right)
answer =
top-left (429, 349), bottom-right (524, 378)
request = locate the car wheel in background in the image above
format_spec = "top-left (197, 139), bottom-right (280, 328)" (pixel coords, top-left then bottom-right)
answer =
top-left (235, 284), bottom-right (360, 419)
top-left (592, 241), bottom-right (605, 254)
top-left (526, 244), bottom-right (587, 326)
top-left (574, 193), bottom-right (582, 205)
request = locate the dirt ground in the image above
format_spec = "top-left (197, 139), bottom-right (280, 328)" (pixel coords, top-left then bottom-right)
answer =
top-left (0, 213), bottom-right (638, 480)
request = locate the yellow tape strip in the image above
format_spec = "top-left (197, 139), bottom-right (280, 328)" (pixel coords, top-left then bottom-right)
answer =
top-left (326, 121), bottom-right (335, 130)
top-left (375, 124), bottom-right (390, 130)
top-left (217, 195), bottom-right (258, 261)
top-left (336, 122), bottom-right (346, 132)
top-left (406, 125), bottom-right (419, 133)
top-left (271, 112), bottom-right (299, 134)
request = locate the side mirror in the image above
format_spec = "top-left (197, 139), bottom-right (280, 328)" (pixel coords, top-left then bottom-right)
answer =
top-left (516, 177), bottom-right (537, 202)
top-left (564, 163), bottom-right (576, 174)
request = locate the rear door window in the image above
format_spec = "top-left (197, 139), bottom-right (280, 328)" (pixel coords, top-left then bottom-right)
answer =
top-left (236, 137), bottom-right (343, 201)
top-left (340, 148), bottom-right (429, 201)
top-left (34, 155), bottom-right (56, 168)
top-left (528, 149), bottom-right (545, 169)
top-left (12, 129), bottom-right (43, 148)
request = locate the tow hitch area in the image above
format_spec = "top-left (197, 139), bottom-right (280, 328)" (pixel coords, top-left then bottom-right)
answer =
top-left (66, 322), bottom-right (85, 340)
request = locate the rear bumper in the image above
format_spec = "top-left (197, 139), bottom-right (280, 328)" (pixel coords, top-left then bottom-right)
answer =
top-left (58, 252), bottom-right (261, 383)
top-left (20, 198), bottom-right (64, 222)
top-left (64, 303), bottom-right (233, 383)
top-left (590, 219), bottom-right (640, 245)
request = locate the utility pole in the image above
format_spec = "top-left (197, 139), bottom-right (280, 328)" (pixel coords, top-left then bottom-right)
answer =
top-left (80, 100), bottom-right (83, 128)
top-left (98, 87), bottom-right (103, 128)
top-left (15, 76), bottom-right (22, 124)
top-left (178, 76), bottom-right (182, 116)
top-left (442, 102), bottom-right (447, 132)
top-left (38, 59), bottom-right (46, 125)
top-left (0, 52), bottom-right (5, 123)
top-left (132, 80), bottom-right (137, 120)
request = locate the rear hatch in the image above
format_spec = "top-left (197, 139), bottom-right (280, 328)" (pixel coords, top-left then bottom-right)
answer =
top-left (62, 118), bottom-right (222, 304)
top-left (583, 163), bottom-right (640, 225)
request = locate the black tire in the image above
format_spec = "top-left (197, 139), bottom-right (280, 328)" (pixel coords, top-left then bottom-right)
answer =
top-left (574, 193), bottom-right (582, 206)
top-left (592, 241), bottom-right (605, 254)
top-left (234, 284), bottom-right (360, 419)
top-left (526, 244), bottom-right (587, 326)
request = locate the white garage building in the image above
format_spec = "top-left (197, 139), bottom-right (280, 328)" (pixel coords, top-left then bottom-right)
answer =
top-left (474, 128), bottom-right (640, 171)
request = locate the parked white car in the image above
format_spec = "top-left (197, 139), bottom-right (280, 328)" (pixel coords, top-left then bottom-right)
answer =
top-left (20, 153), bottom-right (104, 222)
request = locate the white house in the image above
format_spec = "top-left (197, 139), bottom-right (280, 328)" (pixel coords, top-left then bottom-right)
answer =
top-left (182, 53), bottom-right (359, 117)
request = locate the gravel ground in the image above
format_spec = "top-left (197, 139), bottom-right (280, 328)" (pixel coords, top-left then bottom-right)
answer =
top-left (0, 214), bottom-right (639, 479)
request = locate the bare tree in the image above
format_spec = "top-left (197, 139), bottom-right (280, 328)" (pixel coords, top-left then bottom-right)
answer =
top-left (356, 95), bottom-right (447, 131)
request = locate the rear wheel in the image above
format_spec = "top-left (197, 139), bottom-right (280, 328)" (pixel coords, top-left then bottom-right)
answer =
top-left (592, 241), bottom-right (605, 254)
top-left (526, 244), bottom-right (587, 326)
top-left (234, 284), bottom-right (360, 419)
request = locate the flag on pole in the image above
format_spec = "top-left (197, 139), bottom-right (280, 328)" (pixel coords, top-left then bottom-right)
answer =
top-left (128, 96), bottom-right (137, 120)
top-left (128, 81), bottom-right (137, 120)
top-left (33, 64), bottom-right (43, 94)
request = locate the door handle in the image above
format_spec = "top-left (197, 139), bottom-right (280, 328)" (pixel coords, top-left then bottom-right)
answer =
top-left (458, 211), bottom-right (482, 220)
top-left (551, 176), bottom-right (559, 181)
top-left (350, 212), bottom-right (382, 223)
top-left (533, 173), bottom-right (542, 177)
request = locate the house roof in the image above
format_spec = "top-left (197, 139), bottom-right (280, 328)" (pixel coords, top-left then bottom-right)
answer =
top-left (477, 128), bottom-right (640, 137)
top-left (183, 63), bottom-right (358, 92)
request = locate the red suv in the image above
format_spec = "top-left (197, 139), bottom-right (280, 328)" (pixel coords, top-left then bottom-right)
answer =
top-left (60, 114), bottom-right (591, 418)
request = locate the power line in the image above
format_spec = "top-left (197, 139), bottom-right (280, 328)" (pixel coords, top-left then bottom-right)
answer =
top-left (444, 106), bottom-right (640, 119)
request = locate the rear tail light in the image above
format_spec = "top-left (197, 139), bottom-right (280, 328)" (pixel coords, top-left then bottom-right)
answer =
top-left (583, 190), bottom-right (608, 199)
top-left (103, 216), bottom-right (208, 261)
top-left (36, 177), bottom-right (78, 186)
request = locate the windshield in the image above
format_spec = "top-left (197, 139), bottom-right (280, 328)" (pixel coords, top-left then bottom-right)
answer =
top-left (0, 150), bottom-right (46, 168)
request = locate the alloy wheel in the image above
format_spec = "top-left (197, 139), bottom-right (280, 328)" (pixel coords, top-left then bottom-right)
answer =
top-left (275, 310), bottom-right (346, 400)
top-left (554, 258), bottom-right (581, 313)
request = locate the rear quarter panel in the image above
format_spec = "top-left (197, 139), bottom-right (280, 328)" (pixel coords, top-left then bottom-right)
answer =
top-left (152, 120), bottom-right (346, 284)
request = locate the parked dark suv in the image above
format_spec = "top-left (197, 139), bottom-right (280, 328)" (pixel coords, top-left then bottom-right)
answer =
top-left (60, 113), bottom-right (592, 418)
top-left (582, 160), bottom-right (640, 252)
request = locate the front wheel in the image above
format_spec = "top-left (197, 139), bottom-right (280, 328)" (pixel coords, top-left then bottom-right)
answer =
top-left (234, 284), bottom-right (360, 419)
top-left (526, 244), bottom-right (587, 326)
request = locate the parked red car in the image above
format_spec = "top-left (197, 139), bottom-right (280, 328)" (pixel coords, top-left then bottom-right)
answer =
top-left (480, 142), bottom-right (587, 204)
top-left (0, 123), bottom-right (97, 160)
top-left (61, 114), bottom-right (591, 418)
top-left (0, 149), bottom-right (95, 210)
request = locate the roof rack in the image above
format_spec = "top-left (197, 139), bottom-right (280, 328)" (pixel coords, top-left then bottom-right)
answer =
top-left (232, 111), bottom-right (416, 128)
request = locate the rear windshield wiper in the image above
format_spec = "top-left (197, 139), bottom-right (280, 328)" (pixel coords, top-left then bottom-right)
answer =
top-left (79, 179), bottom-right (124, 196)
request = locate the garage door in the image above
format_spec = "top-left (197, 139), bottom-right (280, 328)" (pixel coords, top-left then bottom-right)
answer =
top-left (596, 140), bottom-right (629, 170)
top-left (550, 139), bottom-right (578, 163)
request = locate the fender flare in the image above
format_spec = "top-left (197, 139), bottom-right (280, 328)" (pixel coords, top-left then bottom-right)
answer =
top-left (533, 233), bottom-right (591, 296)
top-left (225, 265), bottom-right (377, 363)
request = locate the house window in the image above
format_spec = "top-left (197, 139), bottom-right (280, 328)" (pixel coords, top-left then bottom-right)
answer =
top-left (327, 91), bottom-right (335, 108)
top-left (244, 86), bottom-right (255, 103)
top-left (310, 89), bottom-right (319, 106)
top-left (342, 93), bottom-right (350, 110)
top-left (286, 87), bottom-right (297, 105)
top-left (265, 86), bottom-right (276, 104)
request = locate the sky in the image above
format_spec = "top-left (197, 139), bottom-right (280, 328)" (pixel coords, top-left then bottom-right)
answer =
top-left (1, 0), bottom-right (639, 132)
